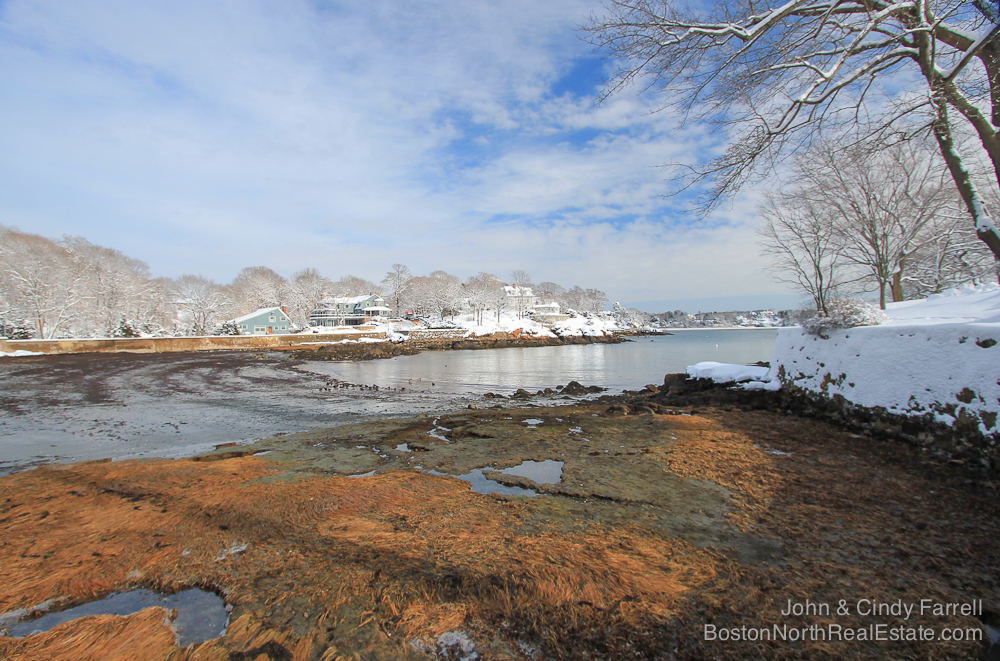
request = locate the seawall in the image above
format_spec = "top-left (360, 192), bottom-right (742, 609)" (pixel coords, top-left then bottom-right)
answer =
top-left (3, 331), bottom-right (386, 355)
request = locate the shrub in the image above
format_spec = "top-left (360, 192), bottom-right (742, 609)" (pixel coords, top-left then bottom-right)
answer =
top-left (216, 321), bottom-right (242, 336)
top-left (113, 318), bottom-right (141, 338)
top-left (803, 297), bottom-right (887, 336)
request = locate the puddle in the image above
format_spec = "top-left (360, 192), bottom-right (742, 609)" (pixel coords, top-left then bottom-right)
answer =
top-left (427, 417), bottom-right (452, 442)
top-left (1, 588), bottom-right (228, 646)
top-left (396, 443), bottom-right (412, 452)
top-left (427, 460), bottom-right (564, 497)
top-left (347, 470), bottom-right (377, 478)
top-left (428, 469), bottom-right (536, 497)
top-left (499, 459), bottom-right (563, 484)
top-left (522, 418), bottom-right (544, 428)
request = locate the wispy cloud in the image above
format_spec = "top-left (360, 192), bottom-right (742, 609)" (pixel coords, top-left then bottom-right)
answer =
top-left (0, 0), bottom-right (793, 311)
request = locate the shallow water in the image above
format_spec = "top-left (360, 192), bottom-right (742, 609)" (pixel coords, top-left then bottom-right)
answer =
top-left (3, 588), bottom-right (228, 646)
top-left (499, 459), bottom-right (563, 484)
top-left (312, 330), bottom-right (778, 393)
top-left (0, 331), bottom-right (777, 473)
top-left (429, 459), bottom-right (565, 497)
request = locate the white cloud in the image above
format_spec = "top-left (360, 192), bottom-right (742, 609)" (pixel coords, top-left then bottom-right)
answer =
top-left (0, 0), bottom-right (795, 310)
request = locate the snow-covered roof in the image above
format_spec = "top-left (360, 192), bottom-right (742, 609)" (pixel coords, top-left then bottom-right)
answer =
top-left (230, 307), bottom-right (288, 324)
top-left (363, 306), bottom-right (392, 312)
top-left (319, 294), bottom-right (381, 306)
top-left (504, 285), bottom-right (533, 297)
top-left (534, 301), bottom-right (560, 310)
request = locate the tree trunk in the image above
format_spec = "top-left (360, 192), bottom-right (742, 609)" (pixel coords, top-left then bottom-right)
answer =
top-left (929, 87), bottom-right (1000, 269)
top-left (891, 271), bottom-right (904, 302)
top-left (914, 28), bottom-right (1000, 270)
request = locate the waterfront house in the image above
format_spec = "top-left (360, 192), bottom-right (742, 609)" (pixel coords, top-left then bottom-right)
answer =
top-left (230, 307), bottom-right (293, 335)
top-left (309, 293), bottom-right (391, 327)
top-left (532, 299), bottom-right (570, 325)
top-left (504, 285), bottom-right (534, 318)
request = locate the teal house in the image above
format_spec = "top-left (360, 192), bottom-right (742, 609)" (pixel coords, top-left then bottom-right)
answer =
top-left (231, 306), bottom-right (293, 335)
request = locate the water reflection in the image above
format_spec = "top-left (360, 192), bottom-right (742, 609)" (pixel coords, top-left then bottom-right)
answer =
top-left (429, 459), bottom-right (565, 496)
top-left (310, 331), bottom-right (778, 394)
top-left (3, 588), bottom-right (228, 646)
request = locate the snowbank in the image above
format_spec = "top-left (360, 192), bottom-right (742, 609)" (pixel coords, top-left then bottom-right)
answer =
top-left (687, 361), bottom-right (781, 392)
top-left (682, 284), bottom-right (1000, 436)
top-left (0, 350), bottom-right (45, 358)
top-left (772, 284), bottom-right (1000, 436)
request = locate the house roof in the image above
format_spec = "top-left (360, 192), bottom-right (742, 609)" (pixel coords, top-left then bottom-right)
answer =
top-left (504, 285), bottom-right (533, 297)
top-left (230, 307), bottom-right (288, 324)
top-left (318, 294), bottom-right (382, 307)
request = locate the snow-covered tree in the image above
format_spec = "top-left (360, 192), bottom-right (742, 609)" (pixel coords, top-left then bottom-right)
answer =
top-left (171, 275), bottom-right (230, 336)
top-left (0, 226), bottom-right (84, 338)
top-left (758, 190), bottom-right (844, 314)
top-left (612, 302), bottom-right (651, 327)
top-left (560, 285), bottom-right (609, 315)
top-left (463, 273), bottom-right (503, 325)
top-left (330, 274), bottom-right (379, 297)
top-left (535, 281), bottom-right (564, 302)
top-left (406, 271), bottom-right (463, 318)
top-left (509, 269), bottom-right (533, 289)
top-left (63, 236), bottom-right (162, 337)
top-left (381, 264), bottom-right (411, 317)
top-left (227, 266), bottom-right (289, 317)
top-left (585, 0), bottom-right (1000, 263)
top-left (288, 268), bottom-right (333, 327)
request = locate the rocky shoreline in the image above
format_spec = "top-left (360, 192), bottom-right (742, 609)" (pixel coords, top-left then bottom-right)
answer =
top-left (288, 332), bottom-right (625, 361)
top-left (593, 372), bottom-right (1000, 476)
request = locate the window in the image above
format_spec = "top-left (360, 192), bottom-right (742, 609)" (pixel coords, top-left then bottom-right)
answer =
top-left (269, 316), bottom-right (276, 322)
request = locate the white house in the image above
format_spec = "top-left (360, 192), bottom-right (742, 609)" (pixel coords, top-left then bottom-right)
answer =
top-left (504, 285), bottom-right (534, 318)
top-left (532, 299), bottom-right (570, 325)
top-left (309, 293), bottom-right (391, 327)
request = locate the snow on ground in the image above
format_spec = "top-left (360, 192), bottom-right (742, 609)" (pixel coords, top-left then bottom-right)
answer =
top-left (688, 283), bottom-right (1000, 435)
top-left (687, 362), bottom-right (773, 386)
top-left (550, 315), bottom-right (621, 337)
top-left (449, 312), bottom-right (558, 338)
top-left (0, 350), bottom-right (45, 358)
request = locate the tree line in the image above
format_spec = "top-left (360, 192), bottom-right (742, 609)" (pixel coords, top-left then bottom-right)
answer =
top-left (0, 226), bottom-right (611, 338)
top-left (381, 265), bottom-right (608, 324)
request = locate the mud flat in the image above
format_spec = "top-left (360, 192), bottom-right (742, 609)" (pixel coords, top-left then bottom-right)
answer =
top-left (1, 399), bottom-right (998, 660)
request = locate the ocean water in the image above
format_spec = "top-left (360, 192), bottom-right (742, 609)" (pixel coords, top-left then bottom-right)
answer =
top-left (311, 329), bottom-right (779, 394)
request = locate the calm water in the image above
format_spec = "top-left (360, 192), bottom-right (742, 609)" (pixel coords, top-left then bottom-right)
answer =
top-left (3, 588), bottom-right (228, 646)
top-left (0, 329), bottom-right (778, 471)
top-left (310, 330), bottom-right (779, 394)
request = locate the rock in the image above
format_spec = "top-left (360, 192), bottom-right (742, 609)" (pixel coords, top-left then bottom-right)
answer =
top-left (467, 404), bottom-right (479, 410)
top-left (562, 381), bottom-right (606, 395)
top-left (606, 404), bottom-right (631, 416)
top-left (512, 389), bottom-right (534, 399)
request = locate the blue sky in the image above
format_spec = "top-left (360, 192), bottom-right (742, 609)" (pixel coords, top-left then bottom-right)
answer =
top-left (0, 0), bottom-right (802, 313)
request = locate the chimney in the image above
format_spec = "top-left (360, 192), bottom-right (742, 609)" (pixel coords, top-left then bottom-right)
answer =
top-left (281, 305), bottom-right (287, 315)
